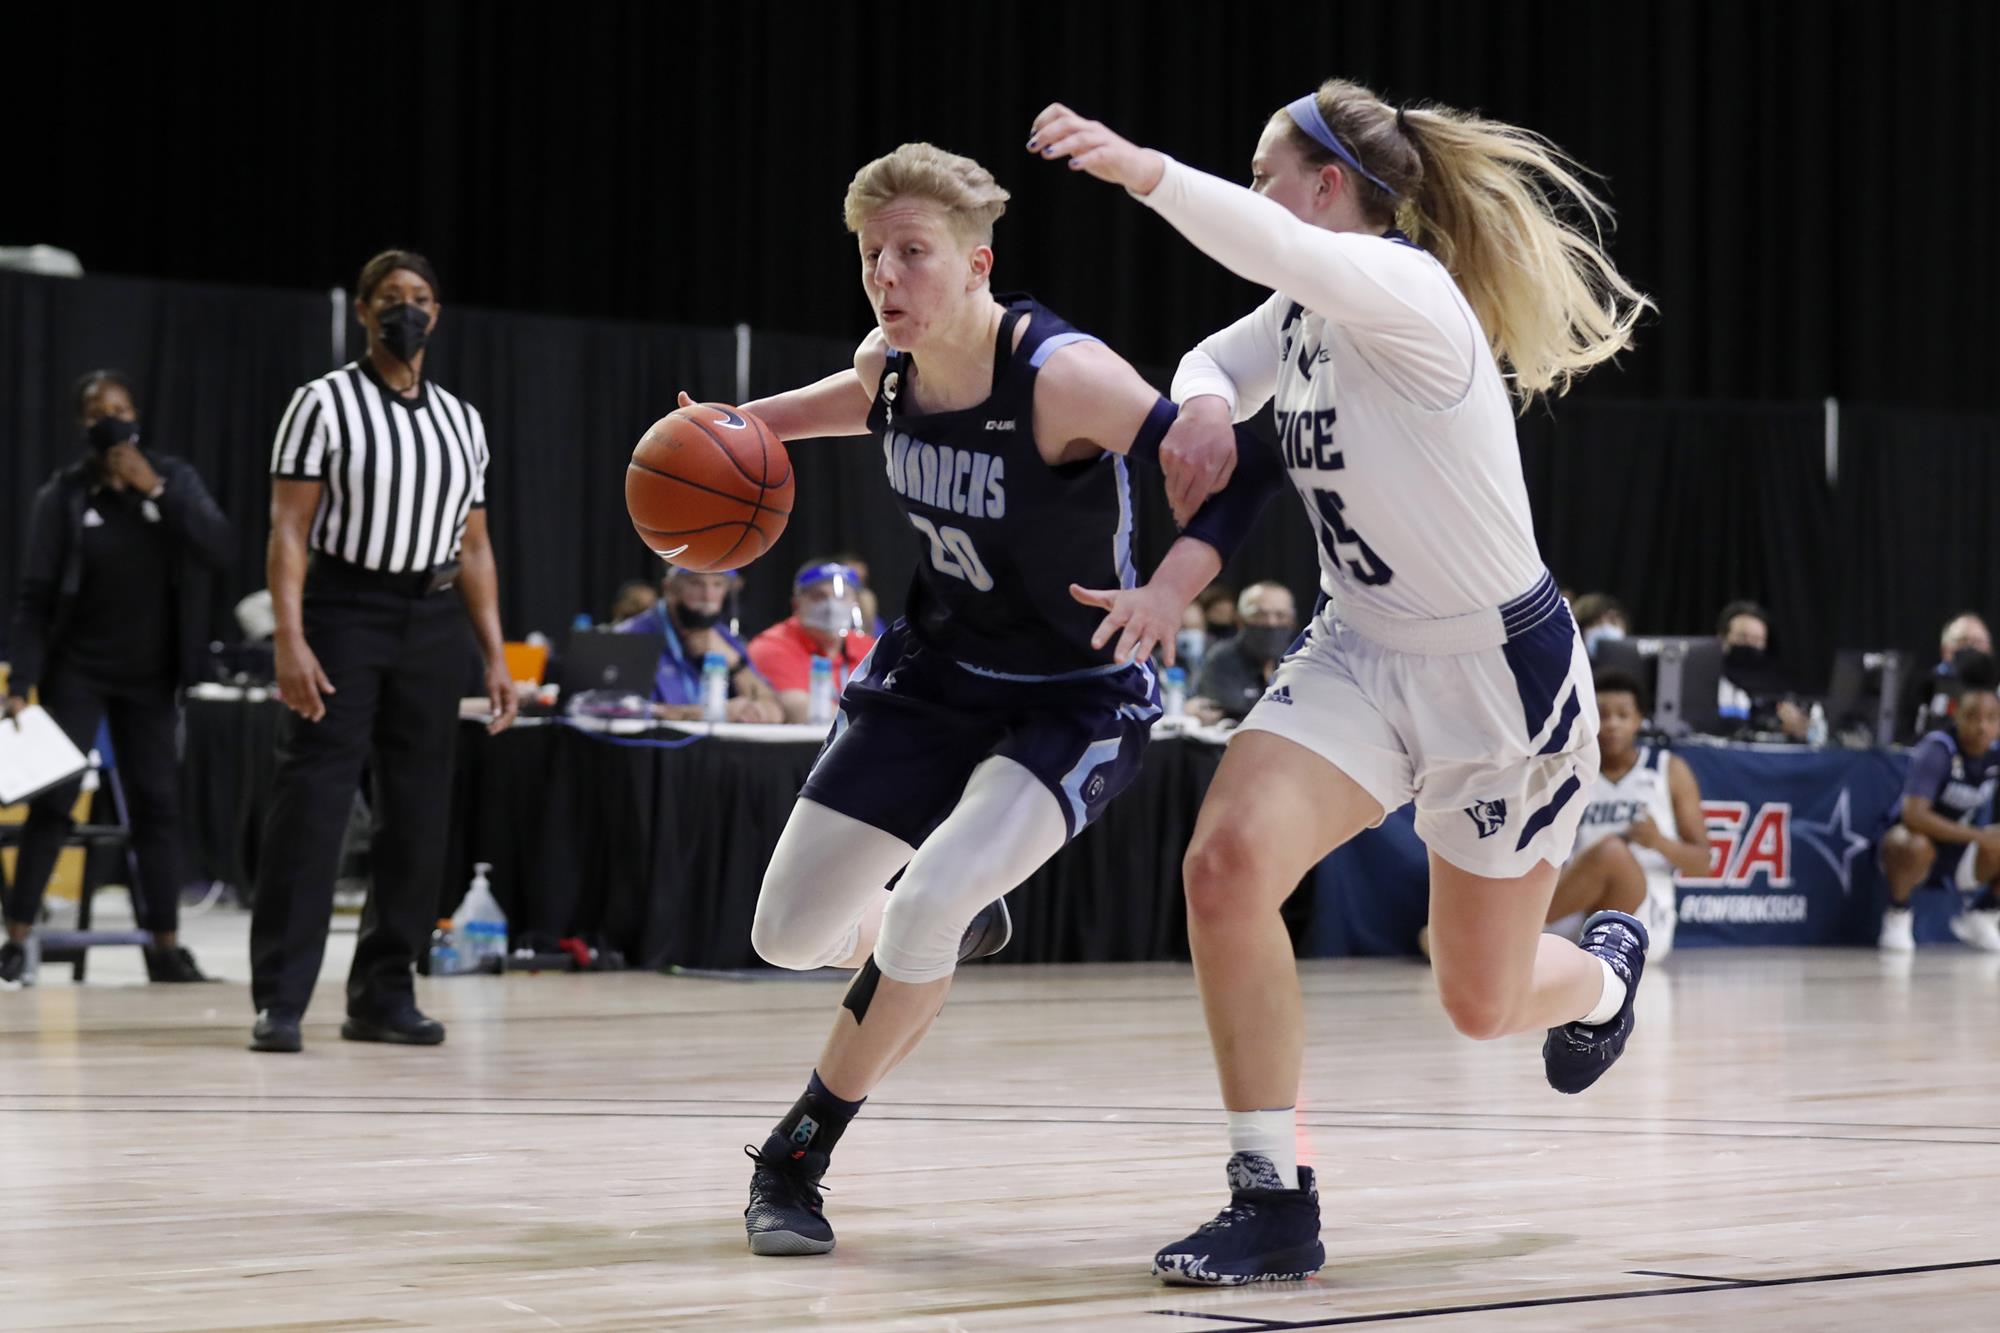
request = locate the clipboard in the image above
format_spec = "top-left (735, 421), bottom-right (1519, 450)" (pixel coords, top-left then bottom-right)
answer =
top-left (0, 706), bottom-right (90, 806)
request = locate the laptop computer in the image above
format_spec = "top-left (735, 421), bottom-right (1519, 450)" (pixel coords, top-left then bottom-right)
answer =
top-left (553, 629), bottom-right (663, 700)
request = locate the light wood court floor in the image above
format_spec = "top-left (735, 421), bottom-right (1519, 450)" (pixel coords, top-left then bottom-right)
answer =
top-left (2, 939), bottom-right (1998, 1330)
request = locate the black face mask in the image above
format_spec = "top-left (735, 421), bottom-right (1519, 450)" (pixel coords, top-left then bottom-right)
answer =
top-left (85, 416), bottom-right (140, 453)
top-left (1205, 619), bottom-right (1236, 642)
top-left (1951, 647), bottom-right (1990, 674)
top-left (1723, 644), bottom-right (1768, 676)
top-left (676, 605), bottom-right (726, 631)
top-left (376, 303), bottom-right (432, 363)
top-left (1240, 624), bottom-right (1295, 663)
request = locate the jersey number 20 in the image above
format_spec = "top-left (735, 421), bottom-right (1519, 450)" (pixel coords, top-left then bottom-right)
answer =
top-left (909, 515), bottom-right (995, 592)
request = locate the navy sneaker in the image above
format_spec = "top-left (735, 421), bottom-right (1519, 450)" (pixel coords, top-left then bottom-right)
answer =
top-left (1153, 1154), bottom-right (1325, 1285)
top-left (1543, 909), bottom-right (1649, 1095)
top-left (744, 1145), bottom-right (835, 1255)
top-left (957, 897), bottom-right (1012, 963)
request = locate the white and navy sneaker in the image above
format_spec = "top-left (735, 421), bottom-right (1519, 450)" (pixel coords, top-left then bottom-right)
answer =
top-left (1543, 909), bottom-right (1649, 1095)
top-left (1879, 906), bottom-right (1915, 952)
top-left (1949, 909), bottom-right (2000, 953)
top-left (1152, 1154), bottom-right (1325, 1286)
top-left (744, 1145), bottom-right (835, 1256)
top-left (957, 897), bottom-right (1012, 963)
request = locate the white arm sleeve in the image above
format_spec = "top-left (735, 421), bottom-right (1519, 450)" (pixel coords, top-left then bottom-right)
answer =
top-left (1139, 156), bottom-right (1481, 409)
top-left (1170, 293), bottom-right (1287, 424)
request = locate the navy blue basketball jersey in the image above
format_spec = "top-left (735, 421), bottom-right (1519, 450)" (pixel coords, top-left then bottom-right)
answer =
top-left (1896, 728), bottom-right (2000, 825)
top-left (866, 295), bottom-right (1136, 676)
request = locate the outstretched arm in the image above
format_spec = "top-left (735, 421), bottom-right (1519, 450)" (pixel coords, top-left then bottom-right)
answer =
top-left (682, 330), bottom-right (889, 442)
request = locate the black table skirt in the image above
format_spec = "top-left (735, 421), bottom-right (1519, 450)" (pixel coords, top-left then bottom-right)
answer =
top-left (183, 701), bottom-right (1221, 969)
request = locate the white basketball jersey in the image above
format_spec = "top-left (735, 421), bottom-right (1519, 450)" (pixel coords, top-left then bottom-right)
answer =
top-left (1146, 158), bottom-right (1545, 628)
top-left (1573, 746), bottom-right (1678, 876)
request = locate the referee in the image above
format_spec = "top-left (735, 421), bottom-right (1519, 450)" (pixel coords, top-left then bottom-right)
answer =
top-left (249, 248), bottom-right (517, 1054)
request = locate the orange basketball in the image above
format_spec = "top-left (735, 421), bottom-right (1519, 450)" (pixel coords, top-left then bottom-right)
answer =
top-left (625, 403), bottom-right (793, 572)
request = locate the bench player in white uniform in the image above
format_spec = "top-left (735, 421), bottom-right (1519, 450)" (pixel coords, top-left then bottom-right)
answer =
top-left (1550, 669), bottom-right (1712, 957)
top-left (1031, 78), bottom-right (1655, 1283)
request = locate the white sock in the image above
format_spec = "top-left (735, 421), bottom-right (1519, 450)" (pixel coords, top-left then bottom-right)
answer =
top-left (1226, 1108), bottom-right (1299, 1190)
top-left (1578, 956), bottom-right (1626, 1026)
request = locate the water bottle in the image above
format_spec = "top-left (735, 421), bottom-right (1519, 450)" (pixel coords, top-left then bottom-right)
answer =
top-left (1807, 702), bottom-right (1828, 747)
top-left (701, 651), bottom-right (730, 722)
top-left (453, 862), bottom-right (508, 972)
top-left (428, 919), bottom-right (460, 977)
top-left (1162, 666), bottom-right (1188, 719)
top-left (571, 612), bottom-right (593, 632)
top-left (808, 656), bottom-right (835, 725)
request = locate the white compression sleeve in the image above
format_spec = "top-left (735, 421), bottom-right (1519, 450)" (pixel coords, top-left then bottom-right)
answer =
top-left (1138, 156), bottom-right (1480, 410)
top-left (1169, 294), bottom-right (1287, 420)
top-left (751, 799), bottom-right (915, 971)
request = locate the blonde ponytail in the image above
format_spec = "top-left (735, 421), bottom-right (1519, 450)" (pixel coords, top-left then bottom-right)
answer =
top-left (1278, 79), bottom-right (1653, 403)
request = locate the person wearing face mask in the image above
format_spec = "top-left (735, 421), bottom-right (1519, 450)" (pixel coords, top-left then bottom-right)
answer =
top-left (1898, 611), bottom-right (1992, 741)
top-left (1570, 592), bottom-right (1629, 660)
top-left (1187, 582), bottom-right (1298, 726)
top-left (615, 568), bottom-right (783, 723)
top-left (1195, 581), bottom-right (1240, 645)
top-left (748, 561), bottom-right (880, 724)
top-left (2, 371), bottom-right (232, 987)
top-left (248, 249), bottom-right (518, 1054)
top-left (1711, 600), bottom-right (1810, 740)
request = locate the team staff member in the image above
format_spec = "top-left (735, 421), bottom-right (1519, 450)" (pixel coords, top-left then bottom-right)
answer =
top-left (249, 249), bottom-right (516, 1054)
top-left (3, 372), bottom-right (233, 987)
top-left (747, 560), bottom-right (878, 723)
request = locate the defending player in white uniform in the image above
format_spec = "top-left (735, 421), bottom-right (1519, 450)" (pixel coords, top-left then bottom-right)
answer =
top-left (1550, 669), bottom-right (1714, 958)
top-left (1031, 78), bottom-right (1654, 1283)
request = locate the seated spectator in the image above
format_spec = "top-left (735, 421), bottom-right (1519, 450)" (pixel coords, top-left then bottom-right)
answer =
top-left (609, 578), bottom-right (657, 625)
top-left (616, 568), bottom-right (782, 722)
top-left (1544, 669), bottom-right (1710, 961)
top-left (1571, 592), bottom-right (1629, 658)
top-left (1711, 600), bottom-right (1810, 740)
top-left (1878, 656), bottom-right (2000, 953)
top-left (748, 560), bottom-right (879, 723)
top-left (1195, 580), bottom-right (1239, 644)
top-left (1899, 610), bottom-right (1991, 739)
top-left (831, 549), bottom-right (885, 635)
top-left (1188, 582), bottom-right (1297, 725)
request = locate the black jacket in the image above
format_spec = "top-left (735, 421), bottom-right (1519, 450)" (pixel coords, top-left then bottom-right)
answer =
top-left (7, 452), bottom-right (233, 697)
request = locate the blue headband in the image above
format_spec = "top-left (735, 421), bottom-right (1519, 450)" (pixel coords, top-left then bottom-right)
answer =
top-left (794, 562), bottom-right (859, 594)
top-left (1285, 94), bottom-right (1400, 200)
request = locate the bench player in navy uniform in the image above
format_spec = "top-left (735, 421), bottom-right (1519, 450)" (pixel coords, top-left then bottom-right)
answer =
top-left (1879, 657), bottom-right (2000, 953)
top-left (677, 143), bottom-right (1280, 1257)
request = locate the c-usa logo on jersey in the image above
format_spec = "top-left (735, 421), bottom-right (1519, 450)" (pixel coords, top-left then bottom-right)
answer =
top-left (1464, 799), bottom-right (1508, 839)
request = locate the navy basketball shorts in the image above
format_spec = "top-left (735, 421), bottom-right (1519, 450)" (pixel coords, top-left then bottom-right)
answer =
top-left (799, 621), bottom-right (1162, 846)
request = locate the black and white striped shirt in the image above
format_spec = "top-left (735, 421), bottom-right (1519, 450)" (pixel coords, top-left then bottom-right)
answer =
top-left (269, 360), bottom-right (489, 573)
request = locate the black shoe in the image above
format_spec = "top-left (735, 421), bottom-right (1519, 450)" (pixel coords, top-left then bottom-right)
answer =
top-left (1543, 909), bottom-right (1650, 1095)
top-left (145, 945), bottom-right (218, 983)
top-left (1154, 1155), bottom-right (1325, 1285)
top-left (340, 1005), bottom-right (446, 1045)
top-left (958, 897), bottom-right (1012, 963)
top-left (0, 938), bottom-right (35, 989)
top-left (249, 1009), bottom-right (303, 1053)
top-left (744, 1144), bottom-right (835, 1255)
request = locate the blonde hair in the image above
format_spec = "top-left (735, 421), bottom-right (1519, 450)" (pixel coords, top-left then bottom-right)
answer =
top-left (843, 143), bottom-right (1011, 246)
top-left (1274, 79), bottom-right (1652, 403)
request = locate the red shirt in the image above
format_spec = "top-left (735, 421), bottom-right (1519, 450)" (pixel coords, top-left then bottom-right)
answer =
top-left (748, 617), bottom-right (877, 694)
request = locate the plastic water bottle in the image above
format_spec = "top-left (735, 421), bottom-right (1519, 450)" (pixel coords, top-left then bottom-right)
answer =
top-left (428, 919), bottom-right (460, 977)
top-left (572, 612), bottom-right (593, 632)
top-left (1807, 702), bottom-right (1829, 747)
top-left (453, 862), bottom-right (508, 972)
top-left (808, 656), bottom-right (835, 725)
top-left (701, 651), bottom-right (730, 722)
top-left (1162, 666), bottom-right (1188, 719)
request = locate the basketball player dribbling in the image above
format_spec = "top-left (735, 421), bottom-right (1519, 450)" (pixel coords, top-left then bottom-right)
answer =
top-left (1030, 81), bottom-right (1656, 1283)
top-left (692, 142), bottom-right (1281, 1256)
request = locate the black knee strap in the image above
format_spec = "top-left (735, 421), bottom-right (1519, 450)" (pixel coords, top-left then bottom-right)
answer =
top-left (842, 956), bottom-right (883, 1024)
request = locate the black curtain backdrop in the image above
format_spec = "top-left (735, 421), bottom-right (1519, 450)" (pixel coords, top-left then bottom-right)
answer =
top-left (5, 268), bottom-right (1996, 692)
top-left (8, 1), bottom-right (1997, 410)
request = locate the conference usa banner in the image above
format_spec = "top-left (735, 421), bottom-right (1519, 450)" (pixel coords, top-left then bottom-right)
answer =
top-left (1672, 746), bottom-right (1909, 947)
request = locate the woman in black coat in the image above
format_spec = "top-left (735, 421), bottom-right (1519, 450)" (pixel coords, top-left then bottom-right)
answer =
top-left (4, 371), bottom-right (232, 985)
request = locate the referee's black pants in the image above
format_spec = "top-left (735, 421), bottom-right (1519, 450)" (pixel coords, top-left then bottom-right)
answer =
top-left (5, 670), bottom-right (184, 935)
top-left (250, 567), bottom-right (469, 1020)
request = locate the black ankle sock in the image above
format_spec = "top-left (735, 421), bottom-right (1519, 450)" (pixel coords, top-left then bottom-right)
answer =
top-left (1975, 888), bottom-right (2000, 912)
top-left (762, 1070), bottom-right (865, 1162)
